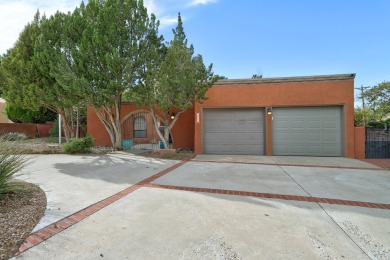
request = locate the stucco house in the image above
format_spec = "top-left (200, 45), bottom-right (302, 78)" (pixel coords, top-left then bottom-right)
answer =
top-left (0, 98), bottom-right (12, 123)
top-left (87, 73), bottom-right (365, 158)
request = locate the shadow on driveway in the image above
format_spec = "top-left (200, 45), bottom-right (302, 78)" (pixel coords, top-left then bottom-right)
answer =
top-left (52, 153), bottom-right (175, 185)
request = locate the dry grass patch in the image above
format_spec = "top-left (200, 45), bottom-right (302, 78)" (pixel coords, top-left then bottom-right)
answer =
top-left (141, 149), bottom-right (196, 160)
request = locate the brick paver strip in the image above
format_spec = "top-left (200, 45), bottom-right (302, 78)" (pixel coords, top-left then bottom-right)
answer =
top-left (18, 158), bottom-right (389, 255)
top-left (193, 159), bottom-right (382, 170)
top-left (145, 183), bottom-right (390, 210)
top-left (18, 160), bottom-right (188, 254)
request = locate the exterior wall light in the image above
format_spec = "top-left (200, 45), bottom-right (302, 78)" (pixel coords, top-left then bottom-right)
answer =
top-left (171, 113), bottom-right (175, 120)
top-left (267, 107), bottom-right (272, 115)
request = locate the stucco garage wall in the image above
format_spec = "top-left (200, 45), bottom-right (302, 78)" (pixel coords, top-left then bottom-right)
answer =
top-left (194, 74), bottom-right (355, 157)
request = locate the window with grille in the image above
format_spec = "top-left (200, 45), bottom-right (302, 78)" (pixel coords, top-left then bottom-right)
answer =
top-left (134, 116), bottom-right (146, 138)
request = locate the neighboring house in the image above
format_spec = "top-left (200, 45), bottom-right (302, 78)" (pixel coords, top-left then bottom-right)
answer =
top-left (88, 73), bottom-right (364, 158)
top-left (0, 98), bottom-right (12, 123)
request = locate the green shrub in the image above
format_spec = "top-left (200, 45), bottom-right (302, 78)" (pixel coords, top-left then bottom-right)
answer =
top-left (0, 139), bottom-right (29, 199)
top-left (0, 132), bottom-right (27, 141)
top-left (49, 118), bottom-right (59, 137)
top-left (63, 135), bottom-right (94, 154)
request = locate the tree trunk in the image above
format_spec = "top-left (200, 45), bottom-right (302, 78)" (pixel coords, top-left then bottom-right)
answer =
top-left (93, 103), bottom-right (123, 150)
top-left (57, 109), bottom-right (73, 143)
top-left (150, 108), bottom-right (184, 149)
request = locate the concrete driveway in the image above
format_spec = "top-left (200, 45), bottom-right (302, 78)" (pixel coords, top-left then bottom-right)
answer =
top-left (15, 153), bottom-right (390, 259)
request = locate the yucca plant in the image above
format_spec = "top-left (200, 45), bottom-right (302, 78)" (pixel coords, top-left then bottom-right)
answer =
top-left (0, 138), bottom-right (29, 199)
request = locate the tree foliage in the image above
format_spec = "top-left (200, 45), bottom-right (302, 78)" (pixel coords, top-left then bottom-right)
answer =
top-left (1, 2), bottom-right (216, 150)
top-left (364, 81), bottom-right (390, 127)
top-left (0, 12), bottom-right (44, 109)
top-left (354, 107), bottom-right (373, 127)
top-left (136, 14), bottom-right (216, 148)
top-left (0, 11), bottom-right (79, 141)
top-left (5, 104), bottom-right (56, 123)
top-left (252, 74), bottom-right (263, 78)
top-left (50, 0), bottom-right (159, 149)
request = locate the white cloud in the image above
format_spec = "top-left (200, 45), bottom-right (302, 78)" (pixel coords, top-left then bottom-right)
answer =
top-left (0, 0), bottom-right (218, 54)
top-left (144, 0), bottom-right (218, 29)
top-left (0, 0), bottom-right (80, 55)
top-left (144, 0), bottom-right (179, 29)
top-left (190, 0), bottom-right (218, 6)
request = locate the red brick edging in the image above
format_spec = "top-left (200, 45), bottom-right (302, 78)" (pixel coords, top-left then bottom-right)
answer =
top-left (18, 160), bottom-right (188, 254)
top-left (143, 183), bottom-right (390, 210)
top-left (18, 158), bottom-right (389, 254)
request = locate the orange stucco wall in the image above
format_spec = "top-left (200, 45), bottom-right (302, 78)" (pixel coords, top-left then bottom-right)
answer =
top-left (354, 127), bottom-right (366, 159)
top-left (194, 79), bottom-right (355, 157)
top-left (87, 104), bottom-right (194, 149)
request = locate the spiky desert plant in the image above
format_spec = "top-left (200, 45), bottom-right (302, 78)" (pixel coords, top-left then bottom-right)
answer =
top-left (0, 138), bottom-right (29, 199)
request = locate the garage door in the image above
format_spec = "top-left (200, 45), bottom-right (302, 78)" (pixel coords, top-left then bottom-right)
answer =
top-left (273, 107), bottom-right (342, 156)
top-left (203, 108), bottom-right (265, 155)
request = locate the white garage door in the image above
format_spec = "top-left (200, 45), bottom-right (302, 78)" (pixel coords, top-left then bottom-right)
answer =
top-left (203, 108), bottom-right (265, 155)
top-left (272, 106), bottom-right (342, 156)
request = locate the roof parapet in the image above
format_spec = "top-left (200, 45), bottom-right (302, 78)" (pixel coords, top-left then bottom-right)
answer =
top-left (214, 73), bottom-right (356, 85)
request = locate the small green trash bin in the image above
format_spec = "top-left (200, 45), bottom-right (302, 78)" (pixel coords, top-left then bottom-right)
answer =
top-left (159, 141), bottom-right (165, 149)
top-left (122, 139), bottom-right (133, 150)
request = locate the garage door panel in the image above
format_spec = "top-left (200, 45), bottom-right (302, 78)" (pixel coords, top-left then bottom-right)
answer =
top-left (323, 145), bottom-right (339, 155)
top-left (307, 145), bottom-right (321, 155)
top-left (274, 132), bottom-right (290, 142)
top-left (218, 119), bottom-right (232, 129)
top-left (273, 120), bottom-right (290, 128)
top-left (323, 132), bottom-right (338, 142)
top-left (203, 132), bottom-right (219, 141)
top-left (307, 120), bottom-right (321, 129)
top-left (204, 121), bottom-right (219, 131)
top-left (247, 145), bottom-right (264, 154)
top-left (203, 108), bottom-right (265, 155)
top-left (273, 107), bottom-right (342, 156)
top-left (323, 120), bottom-right (337, 129)
top-left (231, 120), bottom-right (263, 132)
top-left (307, 133), bottom-right (321, 142)
top-left (292, 120), bottom-right (305, 129)
top-left (292, 145), bottom-right (305, 154)
top-left (292, 132), bottom-right (305, 141)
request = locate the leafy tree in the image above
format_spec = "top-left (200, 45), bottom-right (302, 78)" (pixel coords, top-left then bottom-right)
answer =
top-left (252, 74), bottom-right (263, 78)
top-left (58, 0), bottom-right (159, 149)
top-left (0, 12), bottom-right (43, 109)
top-left (365, 81), bottom-right (390, 129)
top-left (34, 10), bottom-right (87, 141)
top-left (215, 75), bottom-right (228, 80)
top-left (0, 55), bottom-right (5, 97)
top-left (0, 11), bottom-right (77, 141)
top-left (5, 104), bottom-right (56, 123)
top-left (136, 14), bottom-right (216, 148)
top-left (354, 107), bottom-right (372, 127)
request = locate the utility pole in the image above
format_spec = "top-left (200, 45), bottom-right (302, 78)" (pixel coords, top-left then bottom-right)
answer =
top-left (58, 114), bottom-right (62, 145)
top-left (355, 85), bottom-right (370, 126)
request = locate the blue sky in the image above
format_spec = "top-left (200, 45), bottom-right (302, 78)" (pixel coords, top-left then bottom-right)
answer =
top-left (1, 0), bottom-right (389, 94)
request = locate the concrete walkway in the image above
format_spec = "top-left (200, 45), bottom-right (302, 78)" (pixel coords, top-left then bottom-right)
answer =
top-left (15, 154), bottom-right (390, 259)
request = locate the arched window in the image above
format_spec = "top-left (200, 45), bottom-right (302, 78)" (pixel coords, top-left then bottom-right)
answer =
top-left (134, 116), bottom-right (147, 138)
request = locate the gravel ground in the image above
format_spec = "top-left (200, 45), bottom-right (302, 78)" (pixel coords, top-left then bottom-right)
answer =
top-left (141, 150), bottom-right (196, 160)
top-left (0, 181), bottom-right (46, 260)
